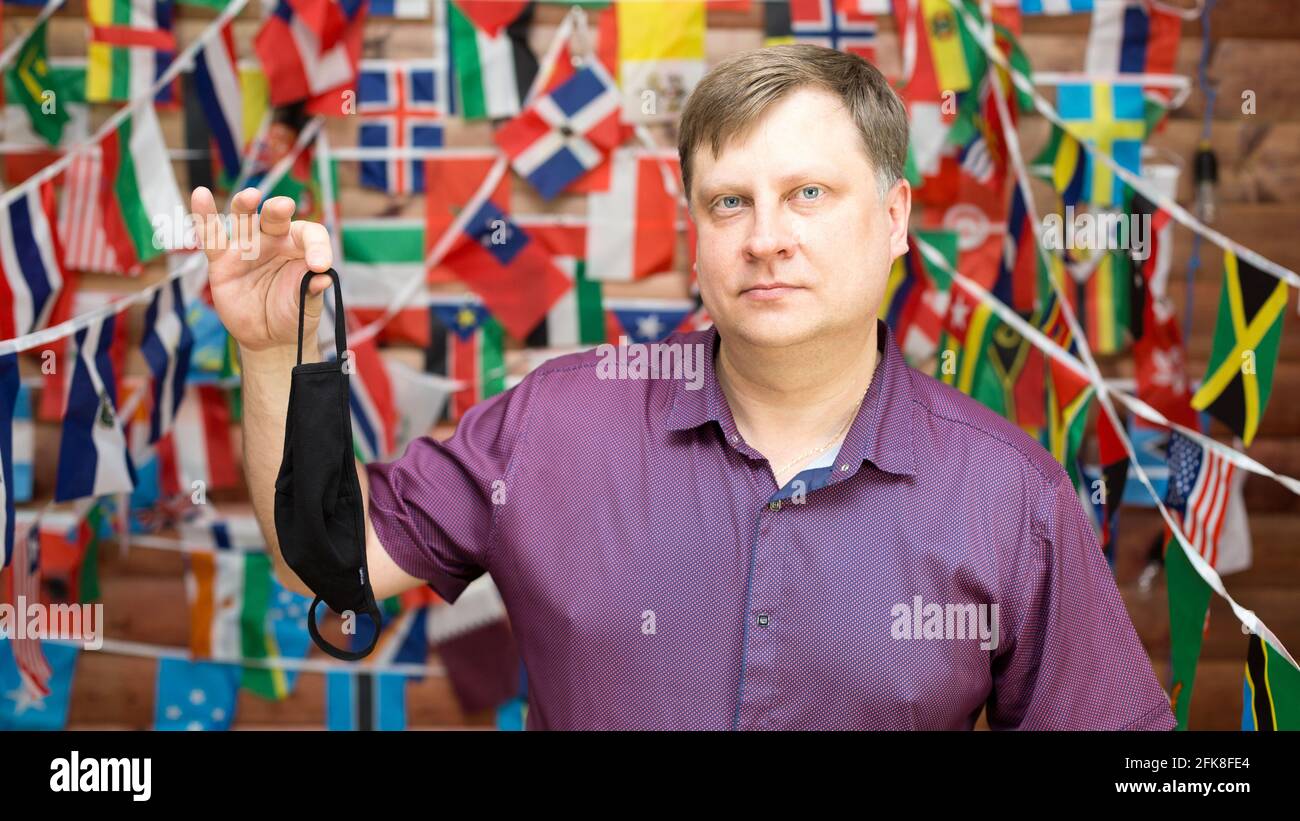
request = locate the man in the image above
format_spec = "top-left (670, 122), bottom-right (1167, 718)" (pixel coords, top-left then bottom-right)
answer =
top-left (191, 44), bottom-right (1175, 730)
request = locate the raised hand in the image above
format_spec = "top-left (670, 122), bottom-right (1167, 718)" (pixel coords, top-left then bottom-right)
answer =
top-left (190, 186), bottom-right (335, 354)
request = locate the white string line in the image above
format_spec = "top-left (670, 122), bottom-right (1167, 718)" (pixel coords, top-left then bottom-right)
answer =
top-left (0, 0), bottom-right (252, 208)
top-left (912, 237), bottom-right (1300, 500)
top-left (963, 0), bottom-right (1298, 670)
top-left (0, 0), bottom-right (66, 74)
top-left (946, 0), bottom-right (1300, 290)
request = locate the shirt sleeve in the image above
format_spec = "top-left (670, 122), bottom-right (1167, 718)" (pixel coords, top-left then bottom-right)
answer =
top-left (363, 368), bottom-right (542, 604)
top-left (985, 470), bottom-right (1177, 731)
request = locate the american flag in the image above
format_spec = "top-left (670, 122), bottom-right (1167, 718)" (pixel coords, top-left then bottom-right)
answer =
top-left (7, 508), bottom-right (51, 698)
top-left (56, 149), bottom-right (128, 275)
top-left (1164, 430), bottom-right (1236, 568)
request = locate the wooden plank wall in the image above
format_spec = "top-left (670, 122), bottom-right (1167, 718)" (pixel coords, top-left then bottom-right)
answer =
top-left (3, 0), bottom-right (1297, 730)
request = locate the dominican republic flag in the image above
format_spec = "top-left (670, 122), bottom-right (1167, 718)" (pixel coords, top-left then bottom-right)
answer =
top-left (584, 150), bottom-right (678, 282)
top-left (604, 297), bottom-right (694, 344)
top-left (439, 198), bottom-right (572, 342)
top-left (191, 21), bottom-right (243, 179)
top-left (0, 180), bottom-right (66, 340)
top-left (357, 60), bottom-right (446, 194)
top-left (789, 0), bottom-right (880, 63)
top-left (345, 335), bottom-right (398, 462)
top-left (55, 313), bottom-right (137, 501)
top-left (1164, 430), bottom-right (1237, 571)
top-left (493, 59), bottom-right (624, 201)
top-left (140, 276), bottom-right (193, 444)
top-left (253, 0), bottom-right (367, 113)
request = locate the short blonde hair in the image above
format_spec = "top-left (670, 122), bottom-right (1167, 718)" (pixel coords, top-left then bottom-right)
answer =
top-left (677, 43), bottom-right (909, 203)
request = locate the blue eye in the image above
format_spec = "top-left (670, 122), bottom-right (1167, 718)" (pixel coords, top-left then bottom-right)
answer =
top-left (718, 196), bottom-right (741, 209)
top-left (799, 186), bottom-right (823, 200)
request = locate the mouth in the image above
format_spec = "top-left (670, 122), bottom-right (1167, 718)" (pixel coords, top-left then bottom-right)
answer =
top-left (740, 283), bottom-right (803, 301)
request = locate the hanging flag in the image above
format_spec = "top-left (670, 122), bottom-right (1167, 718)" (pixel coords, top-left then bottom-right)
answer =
top-left (12, 381), bottom-right (34, 505)
top-left (1132, 295), bottom-right (1197, 430)
top-left (86, 0), bottom-right (178, 105)
top-left (157, 385), bottom-right (239, 494)
top-left (347, 336), bottom-right (398, 462)
top-left (426, 295), bottom-right (506, 422)
top-left (0, 638), bottom-right (79, 730)
top-left (97, 105), bottom-right (187, 268)
top-left (0, 180), bottom-right (66, 340)
top-left (253, 0), bottom-right (366, 113)
top-left (615, 0), bottom-right (706, 125)
top-left (584, 150), bottom-right (678, 282)
top-left (1164, 430), bottom-right (1238, 571)
top-left (1164, 526), bottom-right (1212, 730)
top-left (1021, 0), bottom-right (1092, 13)
top-left (524, 220), bottom-right (606, 348)
top-left (937, 276), bottom-right (997, 399)
top-left (339, 219), bottom-right (432, 345)
top-left (0, 353), bottom-right (18, 569)
top-left (1043, 353), bottom-right (1094, 490)
top-left (2, 58), bottom-right (88, 186)
top-left (438, 198), bottom-right (572, 342)
top-left (1242, 632), bottom-right (1300, 730)
top-left (425, 155), bottom-right (512, 284)
top-left (140, 276), bottom-right (194, 444)
top-left (1190, 249), bottom-right (1287, 447)
top-left (1055, 82), bottom-right (1146, 207)
top-left (1031, 123), bottom-right (1087, 209)
top-left (1067, 241), bottom-right (1132, 356)
top-left (6, 510), bottom-right (51, 697)
top-left (919, 0), bottom-right (973, 93)
top-left (787, 0), bottom-right (880, 63)
top-left (451, 0), bottom-right (528, 36)
top-left (884, 228), bottom-right (956, 366)
top-left (370, 0), bottom-right (428, 17)
top-left (1085, 0), bottom-right (1181, 79)
top-left (55, 313), bottom-right (137, 501)
top-left (153, 657), bottom-right (239, 730)
top-left (494, 60), bottom-right (623, 201)
top-left (325, 606), bottom-right (429, 730)
top-left (445, 0), bottom-right (538, 121)
top-left (605, 297), bottom-right (694, 344)
top-left (5, 19), bottom-right (71, 145)
top-left (57, 150), bottom-right (133, 275)
top-left (383, 358), bottom-right (457, 450)
top-left (1094, 406), bottom-right (1130, 565)
top-left (357, 60), bottom-right (446, 194)
top-left (191, 21), bottom-right (243, 180)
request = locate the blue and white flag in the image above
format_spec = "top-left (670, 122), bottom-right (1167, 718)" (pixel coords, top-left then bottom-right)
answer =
top-left (191, 22), bottom-right (244, 178)
top-left (0, 181), bottom-right (66, 339)
top-left (154, 658), bottom-right (239, 731)
top-left (141, 276), bottom-right (194, 444)
top-left (0, 352), bottom-right (19, 568)
top-left (55, 313), bottom-right (137, 501)
top-left (605, 297), bottom-right (694, 344)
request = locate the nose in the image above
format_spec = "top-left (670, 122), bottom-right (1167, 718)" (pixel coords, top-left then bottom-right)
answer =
top-left (742, 195), bottom-right (798, 263)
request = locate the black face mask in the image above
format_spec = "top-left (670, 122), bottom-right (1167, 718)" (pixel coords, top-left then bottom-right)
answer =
top-left (275, 268), bottom-right (383, 661)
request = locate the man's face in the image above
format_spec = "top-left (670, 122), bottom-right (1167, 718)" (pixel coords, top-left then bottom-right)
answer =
top-left (689, 86), bottom-right (911, 349)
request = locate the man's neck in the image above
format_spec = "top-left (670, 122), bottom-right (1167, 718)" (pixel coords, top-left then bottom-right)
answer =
top-left (714, 321), bottom-right (881, 464)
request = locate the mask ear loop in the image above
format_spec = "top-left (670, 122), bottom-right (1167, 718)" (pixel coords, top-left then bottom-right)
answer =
top-left (297, 268), bottom-right (348, 365)
top-left (307, 597), bottom-right (385, 662)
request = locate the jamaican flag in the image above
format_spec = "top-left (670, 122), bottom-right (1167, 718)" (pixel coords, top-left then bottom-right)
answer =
top-left (1243, 632), bottom-right (1300, 730)
top-left (1190, 249), bottom-right (1288, 447)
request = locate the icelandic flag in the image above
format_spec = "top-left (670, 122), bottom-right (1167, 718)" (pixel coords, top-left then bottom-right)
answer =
top-left (605, 298), bottom-right (694, 344)
top-left (191, 22), bottom-right (243, 178)
top-left (0, 180), bottom-right (66, 340)
top-left (493, 60), bottom-right (624, 200)
top-left (55, 313), bottom-right (137, 501)
top-left (357, 60), bottom-right (446, 194)
top-left (140, 276), bottom-right (194, 444)
top-left (0, 352), bottom-right (18, 569)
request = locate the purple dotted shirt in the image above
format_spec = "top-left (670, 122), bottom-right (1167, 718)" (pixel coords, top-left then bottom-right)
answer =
top-left (364, 319), bottom-right (1177, 731)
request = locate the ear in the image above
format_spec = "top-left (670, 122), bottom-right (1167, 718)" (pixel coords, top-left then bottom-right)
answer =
top-left (884, 178), bottom-right (912, 262)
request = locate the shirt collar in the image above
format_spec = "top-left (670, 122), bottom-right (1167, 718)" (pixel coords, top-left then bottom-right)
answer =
top-left (665, 318), bottom-right (918, 479)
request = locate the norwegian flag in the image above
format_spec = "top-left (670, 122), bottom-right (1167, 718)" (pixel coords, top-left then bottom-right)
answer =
top-left (493, 59), bottom-right (624, 200)
top-left (791, 0), bottom-right (881, 63)
top-left (357, 60), bottom-right (446, 194)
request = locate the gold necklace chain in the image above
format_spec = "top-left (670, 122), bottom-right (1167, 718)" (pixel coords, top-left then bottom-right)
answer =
top-left (772, 391), bottom-right (866, 478)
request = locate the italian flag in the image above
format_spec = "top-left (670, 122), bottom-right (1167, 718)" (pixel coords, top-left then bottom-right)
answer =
top-left (97, 105), bottom-right (185, 268)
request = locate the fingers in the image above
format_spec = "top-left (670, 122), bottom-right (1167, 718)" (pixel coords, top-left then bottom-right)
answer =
top-left (259, 195), bottom-right (296, 238)
top-left (290, 220), bottom-right (333, 272)
top-left (190, 187), bottom-right (225, 264)
top-left (306, 274), bottom-right (333, 296)
top-left (227, 187), bottom-right (262, 253)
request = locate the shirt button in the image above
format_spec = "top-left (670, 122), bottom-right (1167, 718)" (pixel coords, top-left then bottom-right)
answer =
top-left (838, 464), bottom-right (850, 472)
top-left (729, 434), bottom-right (740, 443)
top-left (767, 500), bottom-right (781, 511)
top-left (756, 613), bottom-right (770, 626)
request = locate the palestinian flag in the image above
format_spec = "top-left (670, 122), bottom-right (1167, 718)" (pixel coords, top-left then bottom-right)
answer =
top-left (446, 0), bottom-right (538, 121)
top-left (1190, 249), bottom-right (1288, 447)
